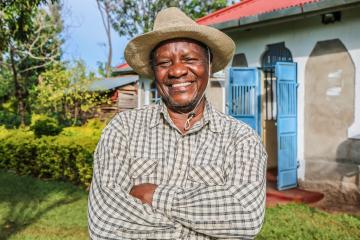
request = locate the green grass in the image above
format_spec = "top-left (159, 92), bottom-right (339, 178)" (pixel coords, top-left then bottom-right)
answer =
top-left (0, 170), bottom-right (88, 240)
top-left (259, 204), bottom-right (360, 240)
top-left (1, 170), bottom-right (360, 240)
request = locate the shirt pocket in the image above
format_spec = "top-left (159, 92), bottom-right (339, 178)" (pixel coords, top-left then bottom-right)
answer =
top-left (188, 164), bottom-right (225, 186)
top-left (129, 157), bottom-right (158, 179)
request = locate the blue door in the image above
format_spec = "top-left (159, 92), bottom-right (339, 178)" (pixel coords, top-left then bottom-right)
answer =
top-left (275, 62), bottom-right (298, 190)
top-left (228, 67), bottom-right (261, 135)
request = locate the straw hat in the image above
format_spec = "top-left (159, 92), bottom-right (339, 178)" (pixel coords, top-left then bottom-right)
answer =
top-left (124, 7), bottom-right (235, 78)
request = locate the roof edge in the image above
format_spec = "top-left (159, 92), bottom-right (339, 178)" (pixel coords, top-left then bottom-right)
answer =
top-left (211, 0), bottom-right (360, 31)
top-left (196, 0), bottom-right (253, 24)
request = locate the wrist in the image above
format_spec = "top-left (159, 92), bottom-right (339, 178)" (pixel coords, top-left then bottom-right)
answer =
top-left (152, 185), bottom-right (179, 218)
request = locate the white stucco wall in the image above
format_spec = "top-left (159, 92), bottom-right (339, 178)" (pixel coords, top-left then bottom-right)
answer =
top-left (138, 78), bottom-right (153, 107)
top-left (206, 71), bottom-right (227, 113)
top-left (137, 80), bottom-right (143, 108)
top-left (225, 8), bottom-right (360, 180)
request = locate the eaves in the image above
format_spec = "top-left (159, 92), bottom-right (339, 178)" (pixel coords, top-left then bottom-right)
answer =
top-left (211, 0), bottom-right (360, 32)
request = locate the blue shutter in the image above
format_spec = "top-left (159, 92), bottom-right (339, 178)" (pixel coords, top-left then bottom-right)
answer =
top-left (228, 67), bottom-right (261, 135)
top-left (276, 62), bottom-right (298, 190)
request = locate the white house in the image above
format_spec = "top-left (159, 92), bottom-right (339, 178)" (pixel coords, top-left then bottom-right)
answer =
top-left (197, 0), bottom-right (360, 204)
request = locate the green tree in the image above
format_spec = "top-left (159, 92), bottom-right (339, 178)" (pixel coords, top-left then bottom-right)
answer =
top-left (96, 0), bottom-right (113, 77)
top-left (0, 66), bottom-right (12, 101)
top-left (100, 0), bottom-right (229, 38)
top-left (0, 1), bottom-right (62, 126)
top-left (33, 61), bottom-right (109, 126)
top-left (0, 0), bottom-right (55, 52)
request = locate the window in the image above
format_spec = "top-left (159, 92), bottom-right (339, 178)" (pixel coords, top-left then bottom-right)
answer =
top-left (232, 53), bottom-right (248, 67)
top-left (261, 42), bottom-right (293, 120)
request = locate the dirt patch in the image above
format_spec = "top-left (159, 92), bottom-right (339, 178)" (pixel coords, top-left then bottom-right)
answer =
top-left (299, 180), bottom-right (360, 216)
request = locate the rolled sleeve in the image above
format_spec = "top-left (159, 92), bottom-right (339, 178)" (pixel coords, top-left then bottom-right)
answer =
top-left (88, 115), bottom-right (177, 239)
top-left (150, 129), bottom-right (267, 239)
top-left (152, 185), bottom-right (179, 218)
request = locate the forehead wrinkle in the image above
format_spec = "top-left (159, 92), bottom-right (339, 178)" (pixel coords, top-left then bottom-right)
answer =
top-left (156, 43), bottom-right (195, 59)
top-left (155, 39), bottom-right (206, 56)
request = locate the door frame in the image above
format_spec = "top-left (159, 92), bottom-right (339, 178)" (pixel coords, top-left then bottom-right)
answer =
top-left (227, 67), bottom-right (262, 136)
top-left (227, 64), bottom-right (298, 190)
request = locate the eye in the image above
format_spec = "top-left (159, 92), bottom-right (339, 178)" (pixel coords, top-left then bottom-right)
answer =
top-left (155, 60), bottom-right (172, 68)
top-left (184, 57), bottom-right (200, 64)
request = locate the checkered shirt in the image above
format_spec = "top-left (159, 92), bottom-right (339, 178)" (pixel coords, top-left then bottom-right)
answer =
top-left (88, 100), bottom-right (267, 240)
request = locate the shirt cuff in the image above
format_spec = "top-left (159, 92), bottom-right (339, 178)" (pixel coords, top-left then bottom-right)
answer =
top-left (152, 185), bottom-right (179, 218)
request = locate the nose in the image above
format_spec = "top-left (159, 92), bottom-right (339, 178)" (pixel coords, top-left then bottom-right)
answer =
top-left (168, 62), bottom-right (188, 78)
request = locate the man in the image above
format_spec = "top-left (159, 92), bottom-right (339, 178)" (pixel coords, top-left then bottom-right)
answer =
top-left (88, 7), bottom-right (267, 240)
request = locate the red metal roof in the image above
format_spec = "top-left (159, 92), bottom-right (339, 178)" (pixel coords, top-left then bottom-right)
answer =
top-left (115, 0), bottom-right (321, 70)
top-left (114, 63), bottom-right (129, 70)
top-left (197, 0), bottom-right (321, 26)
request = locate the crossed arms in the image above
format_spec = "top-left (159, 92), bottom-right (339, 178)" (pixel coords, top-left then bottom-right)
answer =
top-left (88, 123), bottom-right (267, 240)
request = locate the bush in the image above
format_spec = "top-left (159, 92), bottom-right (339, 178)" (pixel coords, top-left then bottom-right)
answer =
top-left (0, 110), bottom-right (21, 128)
top-left (85, 118), bottom-right (106, 130)
top-left (30, 114), bottom-right (63, 137)
top-left (0, 126), bottom-right (101, 188)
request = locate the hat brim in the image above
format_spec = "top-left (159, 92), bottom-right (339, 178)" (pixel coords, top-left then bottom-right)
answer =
top-left (124, 25), bottom-right (235, 78)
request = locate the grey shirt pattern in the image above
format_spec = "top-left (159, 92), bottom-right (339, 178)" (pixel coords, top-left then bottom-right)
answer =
top-left (88, 100), bottom-right (267, 240)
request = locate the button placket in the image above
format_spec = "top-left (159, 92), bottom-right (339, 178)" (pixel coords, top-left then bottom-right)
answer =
top-left (168, 135), bottom-right (190, 186)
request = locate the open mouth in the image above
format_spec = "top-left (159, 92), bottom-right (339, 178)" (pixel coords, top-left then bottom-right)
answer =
top-left (170, 82), bottom-right (192, 88)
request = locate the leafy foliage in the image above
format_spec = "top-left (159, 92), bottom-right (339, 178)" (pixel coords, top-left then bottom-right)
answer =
top-left (101, 0), bottom-right (229, 37)
top-left (30, 114), bottom-right (63, 137)
top-left (0, 1), bottom-right (62, 125)
top-left (0, 125), bottom-right (101, 188)
top-left (0, 66), bottom-right (13, 100)
top-left (31, 61), bottom-right (110, 126)
top-left (0, 110), bottom-right (21, 128)
top-left (0, 0), bottom-right (57, 52)
top-left (0, 98), bottom-right (31, 128)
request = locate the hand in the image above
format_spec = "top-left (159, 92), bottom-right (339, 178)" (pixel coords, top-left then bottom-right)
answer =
top-left (130, 183), bottom-right (158, 205)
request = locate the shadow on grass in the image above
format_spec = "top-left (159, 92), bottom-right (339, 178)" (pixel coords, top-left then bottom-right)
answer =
top-left (0, 170), bottom-right (85, 239)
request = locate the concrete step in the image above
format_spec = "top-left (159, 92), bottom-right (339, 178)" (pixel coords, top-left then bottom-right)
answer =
top-left (266, 169), bottom-right (324, 206)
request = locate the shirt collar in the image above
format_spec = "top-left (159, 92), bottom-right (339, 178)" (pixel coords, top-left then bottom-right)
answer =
top-left (203, 100), bottom-right (223, 133)
top-left (149, 98), bottom-right (223, 133)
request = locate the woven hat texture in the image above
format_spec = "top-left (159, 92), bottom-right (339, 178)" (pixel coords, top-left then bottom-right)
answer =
top-left (124, 7), bottom-right (235, 77)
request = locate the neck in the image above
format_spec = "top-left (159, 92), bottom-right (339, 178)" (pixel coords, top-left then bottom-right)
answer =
top-left (166, 98), bottom-right (206, 133)
top-left (168, 99), bottom-right (204, 117)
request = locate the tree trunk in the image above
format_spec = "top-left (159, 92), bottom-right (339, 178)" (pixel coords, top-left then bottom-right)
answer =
top-left (73, 98), bottom-right (78, 126)
top-left (10, 47), bottom-right (26, 126)
top-left (105, 2), bottom-right (112, 78)
top-left (97, 0), bottom-right (113, 78)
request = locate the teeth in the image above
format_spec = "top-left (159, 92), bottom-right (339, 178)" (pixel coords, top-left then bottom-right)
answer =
top-left (172, 82), bottom-right (191, 88)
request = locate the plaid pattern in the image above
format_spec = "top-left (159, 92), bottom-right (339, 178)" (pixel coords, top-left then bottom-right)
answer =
top-left (88, 100), bottom-right (267, 240)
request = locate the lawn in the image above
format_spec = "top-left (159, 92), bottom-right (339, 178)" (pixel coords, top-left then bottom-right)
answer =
top-left (0, 170), bottom-right (88, 240)
top-left (1, 170), bottom-right (359, 240)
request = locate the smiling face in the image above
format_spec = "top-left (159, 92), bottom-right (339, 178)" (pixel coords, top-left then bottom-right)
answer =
top-left (152, 39), bottom-right (210, 113)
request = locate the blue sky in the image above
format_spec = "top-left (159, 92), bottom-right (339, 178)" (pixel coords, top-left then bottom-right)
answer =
top-left (61, 0), bottom-right (128, 73)
top-left (60, 0), bottom-right (238, 73)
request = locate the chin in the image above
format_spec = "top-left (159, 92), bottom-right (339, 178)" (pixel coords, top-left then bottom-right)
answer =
top-left (165, 96), bottom-right (200, 113)
top-left (169, 94), bottom-right (193, 105)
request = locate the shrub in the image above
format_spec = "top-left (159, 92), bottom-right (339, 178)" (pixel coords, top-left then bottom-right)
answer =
top-left (85, 118), bottom-right (106, 130)
top-left (30, 114), bottom-right (63, 137)
top-left (0, 110), bottom-right (21, 128)
top-left (0, 126), bottom-right (100, 188)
